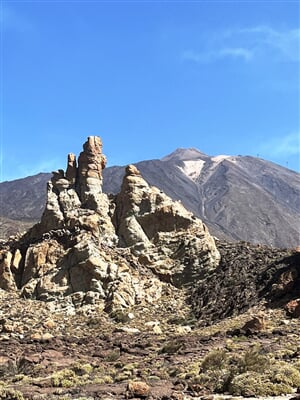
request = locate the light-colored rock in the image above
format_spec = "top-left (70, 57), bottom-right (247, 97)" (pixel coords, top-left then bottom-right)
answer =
top-left (113, 164), bottom-right (220, 285)
top-left (117, 327), bottom-right (141, 334)
top-left (77, 136), bottom-right (106, 203)
top-left (0, 251), bottom-right (17, 291)
top-left (176, 325), bottom-right (192, 334)
top-left (0, 136), bottom-right (221, 315)
top-left (153, 324), bottom-right (163, 334)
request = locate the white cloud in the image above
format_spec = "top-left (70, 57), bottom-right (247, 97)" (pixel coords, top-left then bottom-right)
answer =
top-left (182, 46), bottom-right (253, 63)
top-left (219, 47), bottom-right (253, 61)
top-left (239, 26), bottom-right (300, 62)
top-left (182, 25), bottom-right (300, 64)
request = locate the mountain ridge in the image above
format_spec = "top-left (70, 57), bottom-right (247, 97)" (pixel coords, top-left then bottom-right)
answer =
top-left (0, 150), bottom-right (299, 248)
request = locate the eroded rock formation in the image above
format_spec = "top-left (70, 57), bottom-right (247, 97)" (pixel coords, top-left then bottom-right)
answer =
top-left (113, 164), bottom-right (220, 284)
top-left (0, 136), bottom-right (220, 311)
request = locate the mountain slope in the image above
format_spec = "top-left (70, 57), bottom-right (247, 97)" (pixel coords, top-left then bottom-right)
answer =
top-left (0, 150), bottom-right (299, 248)
top-left (103, 149), bottom-right (300, 248)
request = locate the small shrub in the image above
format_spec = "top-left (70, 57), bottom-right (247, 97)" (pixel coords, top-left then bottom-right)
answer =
top-left (201, 349), bottom-right (228, 372)
top-left (0, 388), bottom-right (24, 400)
top-left (159, 341), bottom-right (184, 354)
top-left (115, 371), bottom-right (132, 382)
top-left (93, 376), bottom-right (114, 384)
top-left (110, 309), bottom-right (130, 323)
top-left (293, 360), bottom-right (300, 372)
top-left (229, 371), bottom-right (292, 396)
top-left (270, 362), bottom-right (300, 387)
top-left (72, 363), bottom-right (93, 376)
top-left (122, 363), bottom-right (139, 371)
top-left (237, 345), bottom-right (270, 373)
top-left (105, 349), bottom-right (120, 362)
top-left (194, 370), bottom-right (232, 392)
top-left (51, 369), bottom-right (81, 388)
top-left (167, 315), bottom-right (196, 326)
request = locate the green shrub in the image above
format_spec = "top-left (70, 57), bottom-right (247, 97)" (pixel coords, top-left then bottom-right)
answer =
top-left (270, 362), bottom-right (300, 387)
top-left (51, 369), bottom-right (81, 388)
top-left (109, 309), bottom-right (130, 323)
top-left (193, 370), bottom-right (232, 392)
top-left (229, 371), bottom-right (292, 396)
top-left (72, 363), bottom-right (93, 376)
top-left (105, 349), bottom-right (121, 362)
top-left (237, 345), bottom-right (270, 373)
top-left (0, 388), bottom-right (24, 400)
top-left (159, 341), bottom-right (183, 354)
top-left (201, 349), bottom-right (228, 372)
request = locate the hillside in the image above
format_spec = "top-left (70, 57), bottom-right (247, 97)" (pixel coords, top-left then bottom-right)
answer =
top-left (112, 149), bottom-right (299, 248)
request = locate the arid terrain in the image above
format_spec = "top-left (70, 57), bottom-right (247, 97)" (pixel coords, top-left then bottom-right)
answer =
top-left (0, 137), bottom-right (299, 400)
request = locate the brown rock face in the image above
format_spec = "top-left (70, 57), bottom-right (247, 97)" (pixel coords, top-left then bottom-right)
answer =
top-left (242, 316), bottom-right (266, 333)
top-left (66, 153), bottom-right (77, 183)
top-left (0, 251), bottom-right (17, 291)
top-left (127, 381), bottom-right (150, 398)
top-left (77, 136), bottom-right (107, 205)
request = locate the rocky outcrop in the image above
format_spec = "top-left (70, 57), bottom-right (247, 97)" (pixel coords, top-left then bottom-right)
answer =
top-left (27, 136), bottom-right (116, 243)
top-left (113, 164), bottom-right (220, 285)
top-left (0, 136), bottom-right (220, 311)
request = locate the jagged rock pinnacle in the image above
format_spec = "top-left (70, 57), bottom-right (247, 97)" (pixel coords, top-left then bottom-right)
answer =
top-left (125, 164), bottom-right (141, 176)
top-left (77, 136), bottom-right (107, 203)
top-left (0, 136), bottom-right (220, 310)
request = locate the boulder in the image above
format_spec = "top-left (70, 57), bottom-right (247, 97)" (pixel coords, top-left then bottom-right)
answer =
top-left (285, 299), bottom-right (300, 318)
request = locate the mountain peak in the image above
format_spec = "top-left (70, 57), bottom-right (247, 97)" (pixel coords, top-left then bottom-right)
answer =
top-left (161, 148), bottom-right (208, 162)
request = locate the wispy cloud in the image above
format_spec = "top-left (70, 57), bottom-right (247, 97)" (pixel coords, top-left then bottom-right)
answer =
top-left (239, 26), bottom-right (300, 62)
top-left (182, 25), bottom-right (300, 64)
top-left (260, 132), bottom-right (300, 157)
top-left (183, 46), bottom-right (253, 63)
top-left (219, 47), bottom-right (253, 61)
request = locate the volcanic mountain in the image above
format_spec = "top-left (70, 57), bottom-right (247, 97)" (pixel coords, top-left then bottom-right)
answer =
top-left (0, 148), bottom-right (299, 248)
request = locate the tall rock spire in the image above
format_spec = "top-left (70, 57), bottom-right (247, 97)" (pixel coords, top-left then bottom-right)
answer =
top-left (29, 136), bottom-right (115, 240)
top-left (77, 136), bottom-right (107, 205)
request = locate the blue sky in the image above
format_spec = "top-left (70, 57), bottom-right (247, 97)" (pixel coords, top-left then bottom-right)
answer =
top-left (1, 0), bottom-right (299, 181)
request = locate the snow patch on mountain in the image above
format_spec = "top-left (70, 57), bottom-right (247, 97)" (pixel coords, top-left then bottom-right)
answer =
top-left (178, 160), bottom-right (206, 182)
top-left (212, 155), bottom-right (237, 164)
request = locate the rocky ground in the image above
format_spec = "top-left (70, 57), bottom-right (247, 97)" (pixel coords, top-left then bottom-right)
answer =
top-left (0, 284), bottom-right (300, 400)
top-left (0, 137), bottom-right (299, 400)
